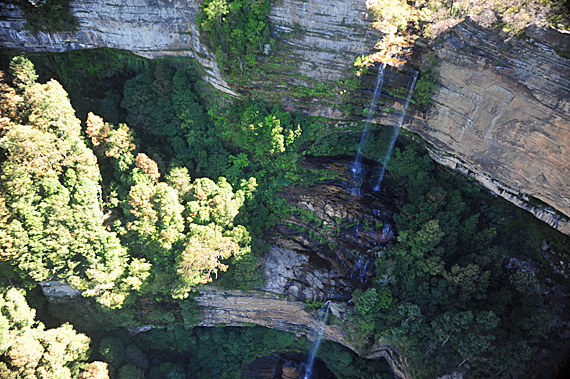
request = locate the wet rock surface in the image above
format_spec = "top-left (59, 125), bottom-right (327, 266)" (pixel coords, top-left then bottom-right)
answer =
top-left (240, 352), bottom-right (335, 379)
top-left (261, 156), bottom-right (397, 302)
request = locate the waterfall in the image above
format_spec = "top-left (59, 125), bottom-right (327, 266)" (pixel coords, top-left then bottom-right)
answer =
top-left (349, 62), bottom-right (387, 196)
top-left (304, 301), bottom-right (331, 379)
top-left (374, 72), bottom-right (418, 191)
top-left (355, 256), bottom-right (370, 279)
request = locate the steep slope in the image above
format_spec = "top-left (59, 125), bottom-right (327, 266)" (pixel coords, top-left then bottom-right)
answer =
top-left (409, 19), bottom-right (570, 235)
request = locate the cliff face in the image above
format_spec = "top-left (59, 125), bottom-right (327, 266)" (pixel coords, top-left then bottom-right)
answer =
top-left (0, 0), bottom-right (235, 94)
top-left (195, 288), bottom-right (412, 379)
top-left (409, 20), bottom-right (570, 235)
top-left (269, 0), bottom-right (380, 82)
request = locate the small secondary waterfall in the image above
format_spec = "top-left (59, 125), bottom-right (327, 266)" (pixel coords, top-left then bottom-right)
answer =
top-left (349, 63), bottom-right (387, 196)
top-left (304, 301), bottom-right (331, 379)
top-left (374, 72), bottom-right (418, 191)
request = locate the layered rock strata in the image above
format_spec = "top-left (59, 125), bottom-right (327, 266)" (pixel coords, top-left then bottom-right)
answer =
top-left (407, 19), bottom-right (570, 235)
top-left (0, 0), bottom-right (235, 95)
top-left (195, 288), bottom-right (412, 379)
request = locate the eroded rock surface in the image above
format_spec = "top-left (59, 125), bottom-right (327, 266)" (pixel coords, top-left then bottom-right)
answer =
top-left (407, 19), bottom-right (570, 234)
top-left (261, 156), bottom-right (397, 301)
top-left (0, 0), bottom-right (235, 95)
top-left (39, 280), bottom-right (81, 303)
top-left (196, 288), bottom-right (412, 379)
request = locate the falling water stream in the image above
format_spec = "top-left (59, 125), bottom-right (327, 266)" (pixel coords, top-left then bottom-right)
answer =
top-left (374, 72), bottom-right (418, 191)
top-left (349, 63), bottom-right (387, 196)
top-left (304, 301), bottom-right (331, 379)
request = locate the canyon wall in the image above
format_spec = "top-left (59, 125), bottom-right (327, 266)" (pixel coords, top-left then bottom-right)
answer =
top-left (408, 19), bottom-right (570, 235)
top-left (1, 0), bottom-right (568, 234)
top-left (0, 0), bottom-right (236, 94)
top-left (195, 288), bottom-right (413, 379)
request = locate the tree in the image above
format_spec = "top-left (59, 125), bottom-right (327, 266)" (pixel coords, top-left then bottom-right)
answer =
top-left (200, 0), bottom-right (229, 33)
top-left (166, 167), bottom-right (192, 202)
top-left (152, 182), bottom-right (184, 249)
top-left (367, 0), bottom-right (412, 35)
top-left (78, 361), bottom-right (110, 379)
top-left (174, 227), bottom-right (239, 297)
top-left (9, 56), bottom-right (38, 93)
top-left (135, 153), bottom-right (160, 182)
top-left (118, 364), bottom-right (144, 379)
top-left (125, 182), bottom-right (158, 240)
top-left (0, 64), bottom-right (128, 293)
top-left (22, 79), bottom-right (82, 139)
top-left (186, 177), bottom-right (245, 227)
top-left (0, 288), bottom-right (91, 378)
top-left (85, 112), bottom-right (111, 153)
top-left (98, 336), bottom-right (125, 367)
top-left (0, 71), bottom-right (22, 126)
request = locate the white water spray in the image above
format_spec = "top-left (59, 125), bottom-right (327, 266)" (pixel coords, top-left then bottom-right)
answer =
top-left (374, 72), bottom-right (418, 191)
top-left (349, 63), bottom-right (387, 196)
top-left (304, 301), bottom-right (331, 379)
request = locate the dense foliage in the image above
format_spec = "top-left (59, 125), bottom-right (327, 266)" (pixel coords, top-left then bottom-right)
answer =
top-left (86, 326), bottom-right (391, 378)
top-left (0, 288), bottom-right (92, 378)
top-left (0, 63), bottom-right (127, 292)
top-left (1, 48), bottom-right (568, 378)
top-left (350, 143), bottom-right (565, 377)
top-left (0, 52), bottom-right (331, 313)
top-left (367, 0), bottom-right (570, 38)
top-left (197, 0), bottom-right (274, 78)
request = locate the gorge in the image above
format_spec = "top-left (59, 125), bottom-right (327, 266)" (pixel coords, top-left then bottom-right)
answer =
top-left (1, 0), bottom-right (570, 378)
top-left (1, 0), bottom-right (569, 235)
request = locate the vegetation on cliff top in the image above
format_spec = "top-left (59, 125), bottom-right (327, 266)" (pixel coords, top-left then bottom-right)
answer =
top-left (367, 0), bottom-right (570, 40)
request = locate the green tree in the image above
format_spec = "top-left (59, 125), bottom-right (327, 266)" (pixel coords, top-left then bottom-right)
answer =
top-left (0, 67), bottom-right (128, 293)
top-left (98, 336), bottom-right (125, 367)
top-left (78, 361), bottom-right (109, 379)
top-left (118, 364), bottom-right (144, 379)
top-left (200, 0), bottom-right (229, 32)
top-left (198, 0), bottom-right (273, 76)
top-left (9, 56), bottom-right (38, 93)
top-left (0, 288), bottom-right (90, 378)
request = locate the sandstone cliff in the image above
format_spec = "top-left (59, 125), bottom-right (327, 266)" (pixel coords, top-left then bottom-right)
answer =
top-left (0, 0), bottom-right (236, 94)
top-left (409, 19), bottom-right (570, 235)
top-left (195, 288), bottom-right (413, 379)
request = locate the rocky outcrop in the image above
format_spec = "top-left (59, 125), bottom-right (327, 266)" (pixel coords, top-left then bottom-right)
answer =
top-left (0, 0), bottom-right (236, 95)
top-left (261, 156), bottom-right (396, 301)
top-left (38, 280), bottom-right (81, 303)
top-left (195, 288), bottom-right (412, 379)
top-left (406, 19), bottom-right (570, 235)
top-left (196, 288), bottom-right (351, 346)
